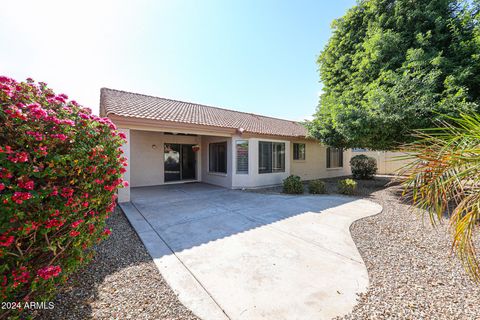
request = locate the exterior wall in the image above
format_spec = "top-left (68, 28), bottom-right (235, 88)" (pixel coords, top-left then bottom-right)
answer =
top-left (201, 136), bottom-right (233, 188)
top-left (231, 136), bottom-right (291, 188)
top-left (130, 130), bottom-right (201, 187)
top-left (351, 150), bottom-right (411, 175)
top-left (290, 140), bottom-right (352, 180)
top-left (126, 128), bottom-right (359, 192)
top-left (117, 123), bottom-right (373, 195)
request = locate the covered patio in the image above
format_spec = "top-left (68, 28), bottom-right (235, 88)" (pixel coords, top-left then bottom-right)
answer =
top-left (115, 121), bottom-right (236, 202)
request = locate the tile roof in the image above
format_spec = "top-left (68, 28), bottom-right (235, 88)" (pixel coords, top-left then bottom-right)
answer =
top-left (100, 88), bottom-right (308, 138)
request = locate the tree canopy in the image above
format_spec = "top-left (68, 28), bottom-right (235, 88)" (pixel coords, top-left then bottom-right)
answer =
top-left (308, 0), bottom-right (480, 150)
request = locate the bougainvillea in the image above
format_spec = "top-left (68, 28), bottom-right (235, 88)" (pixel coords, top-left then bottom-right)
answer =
top-left (0, 76), bottom-right (127, 317)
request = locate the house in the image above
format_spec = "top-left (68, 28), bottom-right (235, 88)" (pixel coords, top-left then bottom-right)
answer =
top-left (100, 88), bottom-right (353, 202)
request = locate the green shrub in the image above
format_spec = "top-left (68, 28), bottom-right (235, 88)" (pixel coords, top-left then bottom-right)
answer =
top-left (0, 76), bottom-right (127, 316)
top-left (337, 178), bottom-right (357, 195)
top-left (283, 175), bottom-right (304, 194)
top-left (308, 179), bottom-right (326, 194)
top-left (350, 154), bottom-right (377, 179)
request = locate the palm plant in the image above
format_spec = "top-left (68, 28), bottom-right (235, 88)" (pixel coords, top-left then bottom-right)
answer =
top-left (400, 113), bottom-right (480, 280)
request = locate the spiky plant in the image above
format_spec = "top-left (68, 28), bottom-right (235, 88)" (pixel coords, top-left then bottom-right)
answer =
top-left (400, 113), bottom-right (480, 280)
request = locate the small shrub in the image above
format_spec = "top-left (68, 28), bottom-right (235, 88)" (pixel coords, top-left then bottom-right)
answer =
top-left (308, 179), bottom-right (326, 194)
top-left (350, 154), bottom-right (377, 179)
top-left (0, 76), bottom-right (128, 317)
top-left (283, 175), bottom-right (304, 194)
top-left (337, 178), bottom-right (357, 195)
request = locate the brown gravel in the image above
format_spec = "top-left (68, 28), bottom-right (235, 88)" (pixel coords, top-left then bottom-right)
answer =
top-left (34, 208), bottom-right (199, 320)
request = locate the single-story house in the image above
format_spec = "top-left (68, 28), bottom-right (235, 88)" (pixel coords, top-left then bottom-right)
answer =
top-left (100, 88), bottom-right (363, 202)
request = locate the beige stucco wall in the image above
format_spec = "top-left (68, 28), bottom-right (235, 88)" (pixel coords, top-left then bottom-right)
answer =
top-left (130, 130), bottom-right (201, 187)
top-left (290, 140), bottom-right (352, 180)
top-left (115, 127), bottom-right (353, 202)
top-left (351, 150), bottom-right (411, 175)
top-left (201, 135), bottom-right (233, 188)
top-left (124, 127), bottom-right (357, 191)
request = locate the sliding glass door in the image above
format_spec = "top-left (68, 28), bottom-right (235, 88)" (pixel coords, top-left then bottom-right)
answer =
top-left (181, 144), bottom-right (196, 180)
top-left (164, 144), bottom-right (196, 182)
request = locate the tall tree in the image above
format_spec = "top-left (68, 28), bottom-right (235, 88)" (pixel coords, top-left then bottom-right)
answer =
top-left (308, 0), bottom-right (480, 150)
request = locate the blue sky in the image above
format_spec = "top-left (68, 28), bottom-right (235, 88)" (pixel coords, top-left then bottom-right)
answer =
top-left (1, 0), bottom-right (355, 120)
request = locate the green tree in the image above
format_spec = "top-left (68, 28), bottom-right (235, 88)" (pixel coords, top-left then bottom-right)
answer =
top-left (308, 0), bottom-right (480, 150)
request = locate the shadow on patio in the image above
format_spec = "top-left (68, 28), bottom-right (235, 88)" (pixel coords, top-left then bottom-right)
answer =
top-left (120, 182), bottom-right (384, 320)
top-left (127, 182), bottom-right (367, 256)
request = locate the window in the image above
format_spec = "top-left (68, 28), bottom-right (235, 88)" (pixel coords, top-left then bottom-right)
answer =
top-left (293, 143), bottom-right (306, 160)
top-left (236, 140), bottom-right (248, 174)
top-left (209, 142), bottom-right (227, 173)
top-left (326, 147), bottom-right (343, 168)
top-left (259, 141), bottom-right (285, 174)
top-left (259, 141), bottom-right (272, 174)
top-left (272, 143), bottom-right (285, 172)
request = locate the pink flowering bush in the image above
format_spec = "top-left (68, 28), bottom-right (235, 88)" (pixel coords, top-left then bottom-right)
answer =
top-left (0, 76), bottom-right (127, 316)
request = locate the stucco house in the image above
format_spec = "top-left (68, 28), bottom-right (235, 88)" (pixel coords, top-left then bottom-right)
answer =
top-left (100, 88), bottom-right (354, 202)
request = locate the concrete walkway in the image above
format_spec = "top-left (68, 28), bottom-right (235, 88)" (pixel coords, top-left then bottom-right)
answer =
top-left (120, 183), bottom-right (382, 320)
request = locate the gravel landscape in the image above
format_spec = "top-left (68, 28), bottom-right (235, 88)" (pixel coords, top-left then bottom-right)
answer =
top-left (35, 177), bottom-right (480, 319)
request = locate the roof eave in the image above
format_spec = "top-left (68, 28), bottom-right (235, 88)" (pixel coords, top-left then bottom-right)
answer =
top-left (107, 114), bottom-right (236, 137)
top-left (106, 113), bottom-right (312, 140)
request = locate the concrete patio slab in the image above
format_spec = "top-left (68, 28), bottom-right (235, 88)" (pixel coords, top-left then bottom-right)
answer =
top-left (120, 183), bottom-right (382, 320)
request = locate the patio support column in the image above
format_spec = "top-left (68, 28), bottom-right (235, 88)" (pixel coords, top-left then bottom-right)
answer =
top-left (118, 128), bottom-right (130, 202)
